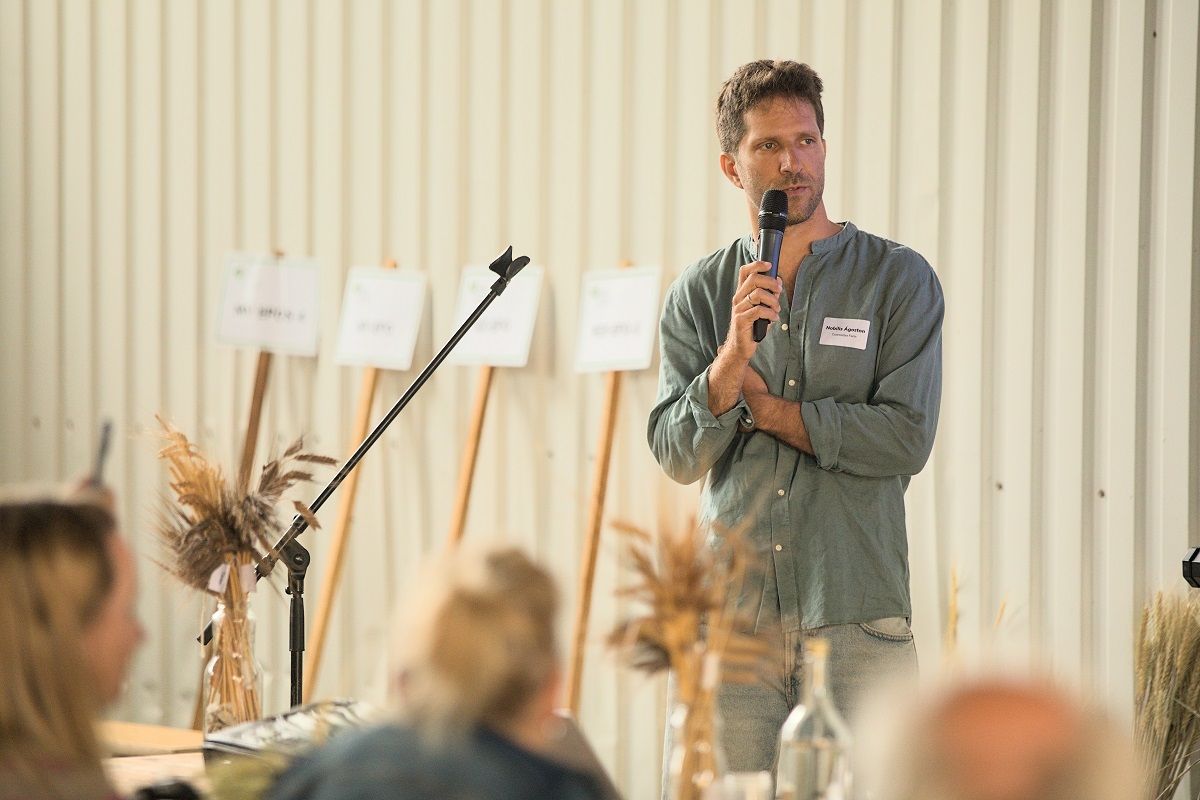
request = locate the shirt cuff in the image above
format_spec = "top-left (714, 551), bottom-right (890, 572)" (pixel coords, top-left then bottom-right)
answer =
top-left (801, 397), bottom-right (841, 469)
top-left (687, 369), bottom-right (750, 429)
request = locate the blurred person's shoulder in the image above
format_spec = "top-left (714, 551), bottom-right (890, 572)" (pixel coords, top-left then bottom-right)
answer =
top-left (266, 723), bottom-right (602, 800)
top-left (266, 724), bottom-right (459, 800)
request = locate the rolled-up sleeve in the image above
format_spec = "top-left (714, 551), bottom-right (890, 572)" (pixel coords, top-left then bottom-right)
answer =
top-left (801, 263), bottom-right (943, 478)
top-left (648, 285), bottom-right (748, 485)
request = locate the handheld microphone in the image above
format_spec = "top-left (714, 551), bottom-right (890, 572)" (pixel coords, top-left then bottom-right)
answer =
top-left (752, 189), bottom-right (788, 342)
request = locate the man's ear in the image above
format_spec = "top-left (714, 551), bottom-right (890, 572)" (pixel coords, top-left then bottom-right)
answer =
top-left (719, 152), bottom-right (744, 189)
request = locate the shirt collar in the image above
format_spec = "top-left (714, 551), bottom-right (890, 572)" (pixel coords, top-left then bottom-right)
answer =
top-left (743, 221), bottom-right (856, 259)
top-left (811, 221), bottom-right (856, 253)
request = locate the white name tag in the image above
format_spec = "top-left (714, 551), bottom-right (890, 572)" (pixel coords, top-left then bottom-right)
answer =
top-left (819, 317), bottom-right (871, 350)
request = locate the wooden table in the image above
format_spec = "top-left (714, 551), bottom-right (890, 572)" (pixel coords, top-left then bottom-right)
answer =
top-left (104, 752), bottom-right (208, 797)
top-left (100, 721), bottom-right (208, 796)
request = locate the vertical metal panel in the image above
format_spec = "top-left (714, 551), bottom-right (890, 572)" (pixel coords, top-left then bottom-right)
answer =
top-left (0, 0), bottom-right (25, 479)
top-left (1093, 0), bottom-right (1151, 709)
top-left (127, 0), bottom-right (167, 720)
top-left (199, 0), bottom-right (238, 471)
top-left (540, 0), bottom-right (594, 750)
top-left (463, 0), bottom-right (506, 553)
top-left (60, 0), bottom-right (94, 476)
top-left (715, 0), bottom-right (761, 234)
top-left (377, 0), bottom-right (429, 678)
top-left (936, 0), bottom-right (992, 660)
top-left (620, 8), bottom-right (679, 789)
top-left (576, 0), bottom-right (624, 769)
top-left (844, 0), bottom-right (896, 234)
top-left (808, 2), bottom-right (848, 217)
top-left (895, 0), bottom-right (944, 672)
top-left (3, 0), bottom-right (1199, 791)
top-left (307, 0), bottom-right (350, 700)
top-left (26, 0), bottom-right (61, 479)
top-left (161, 0), bottom-right (204, 723)
top-left (92, 4), bottom-right (132, 717)
top-left (990, 0), bottom-right (1042, 664)
top-left (762, 1), bottom-right (805, 63)
top-left (670, 1), bottom-right (715, 262)
top-left (1146, 0), bottom-right (1198, 593)
top-left (1042, 0), bottom-right (1095, 679)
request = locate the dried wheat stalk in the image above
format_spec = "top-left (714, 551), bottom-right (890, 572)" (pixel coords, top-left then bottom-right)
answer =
top-left (945, 564), bottom-right (960, 661)
top-left (607, 519), bottom-right (767, 800)
top-left (1135, 591), bottom-right (1200, 800)
top-left (153, 417), bottom-right (334, 730)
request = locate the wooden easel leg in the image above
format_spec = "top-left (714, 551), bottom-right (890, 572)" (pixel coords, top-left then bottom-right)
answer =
top-left (303, 366), bottom-right (381, 702)
top-left (447, 365), bottom-right (496, 546)
top-left (565, 370), bottom-right (622, 715)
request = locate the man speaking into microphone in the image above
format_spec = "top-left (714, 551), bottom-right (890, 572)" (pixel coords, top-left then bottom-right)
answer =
top-left (648, 60), bottom-right (944, 774)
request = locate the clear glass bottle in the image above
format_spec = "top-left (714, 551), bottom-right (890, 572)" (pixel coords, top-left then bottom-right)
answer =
top-left (775, 638), bottom-right (853, 800)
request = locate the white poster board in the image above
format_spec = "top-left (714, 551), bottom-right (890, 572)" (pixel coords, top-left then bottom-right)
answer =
top-left (574, 266), bottom-right (662, 373)
top-left (444, 265), bottom-right (544, 367)
top-left (217, 253), bottom-right (320, 356)
top-left (334, 268), bottom-right (427, 371)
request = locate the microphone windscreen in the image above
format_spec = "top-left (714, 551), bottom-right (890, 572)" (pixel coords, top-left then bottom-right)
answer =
top-left (758, 189), bottom-right (788, 231)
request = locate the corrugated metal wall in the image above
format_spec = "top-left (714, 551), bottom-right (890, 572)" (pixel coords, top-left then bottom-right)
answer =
top-left (1, 0), bottom-right (1197, 793)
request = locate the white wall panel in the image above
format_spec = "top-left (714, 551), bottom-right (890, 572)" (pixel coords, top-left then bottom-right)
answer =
top-left (1093, 0), bottom-right (1151, 710)
top-left (1042, 0), bottom-right (1094, 680)
top-left (3, 0), bottom-right (1198, 793)
top-left (0, 0), bottom-right (26, 480)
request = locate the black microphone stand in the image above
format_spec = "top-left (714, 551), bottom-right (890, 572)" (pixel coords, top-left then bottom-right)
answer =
top-left (200, 246), bottom-right (531, 709)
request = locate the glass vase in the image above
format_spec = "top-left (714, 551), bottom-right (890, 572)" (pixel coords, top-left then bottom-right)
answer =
top-left (666, 696), bottom-right (723, 800)
top-left (203, 595), bottom-right (263, 734)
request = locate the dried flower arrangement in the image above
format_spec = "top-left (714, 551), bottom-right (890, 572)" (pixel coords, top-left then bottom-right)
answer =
top-left (154, 416), bottom-right (334, 732)
top-left (1136, 591), bottom-right (1200, 800)
top-left (607, 519), bottom-right (766, 800)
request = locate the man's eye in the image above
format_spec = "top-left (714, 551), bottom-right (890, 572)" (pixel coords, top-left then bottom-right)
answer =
top-left (761, 142), bottom-right (776, 151)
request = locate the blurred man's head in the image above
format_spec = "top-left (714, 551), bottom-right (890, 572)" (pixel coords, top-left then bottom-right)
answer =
top-left (870, 677), bottom-right (1143, 800)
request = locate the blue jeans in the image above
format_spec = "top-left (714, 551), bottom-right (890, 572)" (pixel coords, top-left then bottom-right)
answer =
top-left (661, 619), bottom-right (917, 796)
top-left (716, 618), bottom-right (918, 774)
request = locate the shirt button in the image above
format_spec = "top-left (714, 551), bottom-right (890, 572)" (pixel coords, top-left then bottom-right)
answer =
top-left (781, 323), bottom-right (789, 331)
top-left (775, 544), bottom-right (783, 552)
top-left (788, 379), bottom-right (796, 387)
top-left (777, 489), bottom-right (785, 496)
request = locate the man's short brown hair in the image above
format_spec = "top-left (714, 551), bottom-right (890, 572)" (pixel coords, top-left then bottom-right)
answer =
top-left (716, 60), bottom-right (825, 155)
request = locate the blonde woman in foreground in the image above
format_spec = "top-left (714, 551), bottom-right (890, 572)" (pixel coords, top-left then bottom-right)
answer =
top-left (0, 489), bottom-right (145, 800)
top-left (268, 546), bottom-right (603, 800)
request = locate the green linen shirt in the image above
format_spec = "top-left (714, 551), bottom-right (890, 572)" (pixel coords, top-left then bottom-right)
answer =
top-left (647, 222), bottom-right (944, 632)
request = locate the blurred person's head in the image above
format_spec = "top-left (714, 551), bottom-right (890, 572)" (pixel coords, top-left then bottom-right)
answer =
top-left (0, 490), bottom-right (144, 769)
top-left (392, 546), bottom-right (560, 748)
top-left (868, 677), bottom-right (1143, 800)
